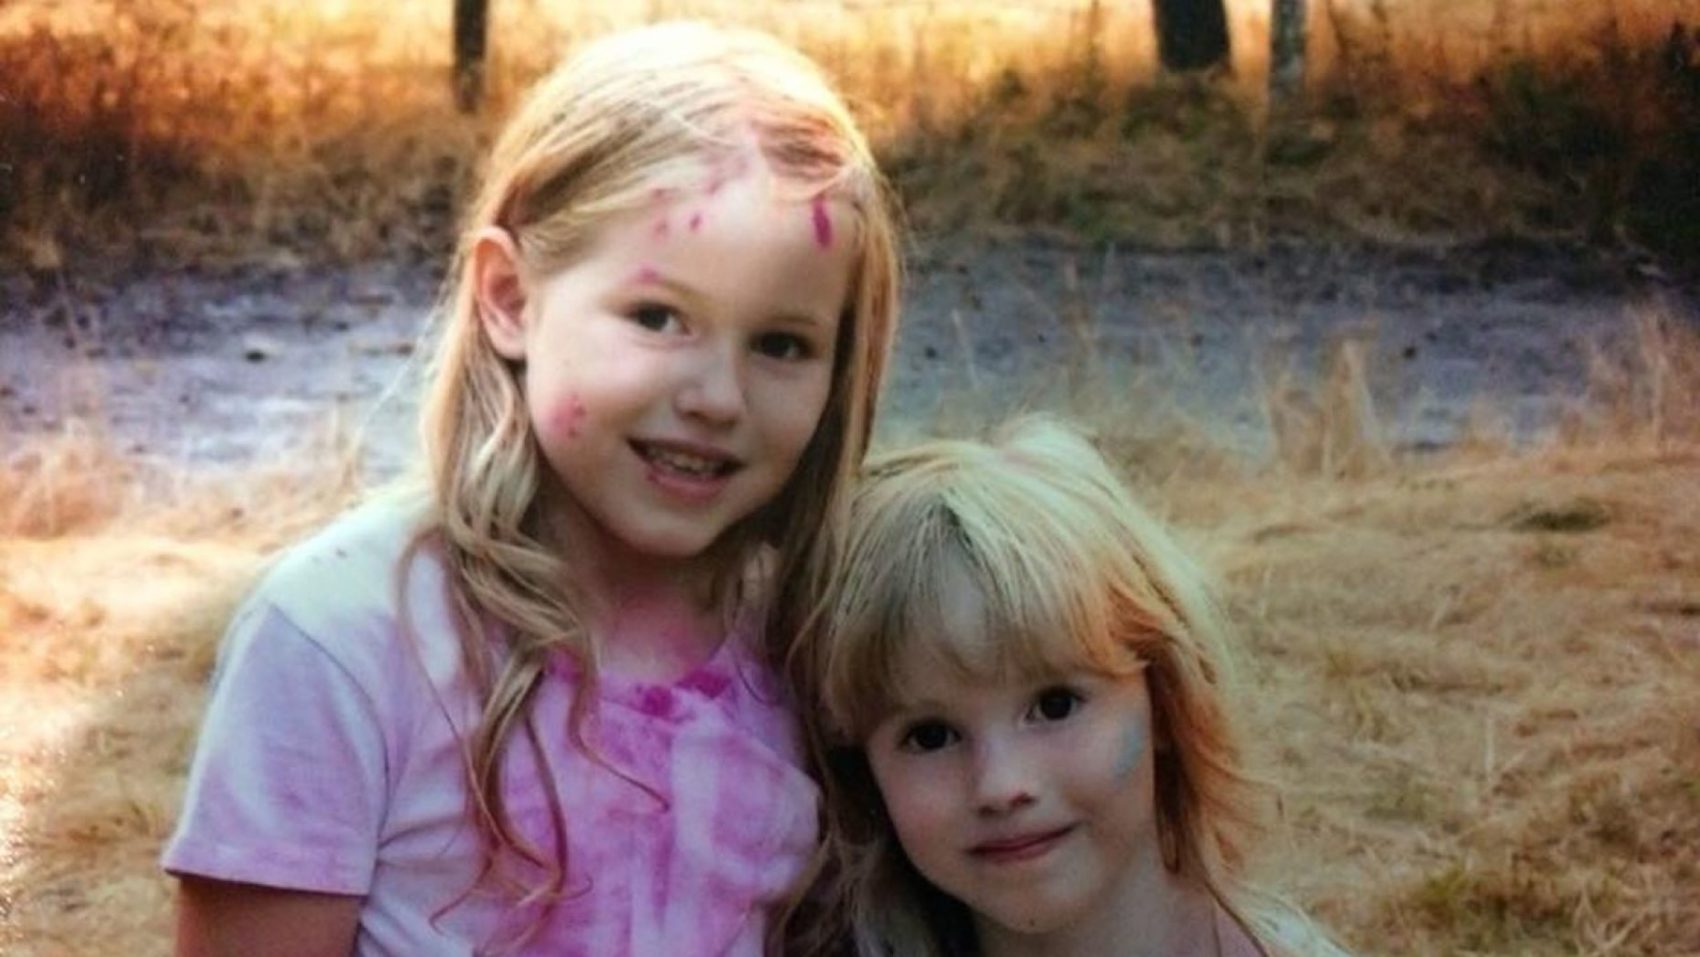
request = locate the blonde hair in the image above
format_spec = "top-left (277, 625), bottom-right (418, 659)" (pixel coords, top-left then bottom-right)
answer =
top-left (413, 20), bottom-right (900, 946)
top-left (790, 414), bottom-right (1345, 957)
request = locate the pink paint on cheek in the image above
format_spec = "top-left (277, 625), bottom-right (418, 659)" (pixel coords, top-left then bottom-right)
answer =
top-left (554, 394), bottom-right (588, 439)
top-left (688, 211), bottom-right (703, 232)
top-left (811, 197), bottom-right (834, 249)
top-left (651, 217), bottom-right (670, 240)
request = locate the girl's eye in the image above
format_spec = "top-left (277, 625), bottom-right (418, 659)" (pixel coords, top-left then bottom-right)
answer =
top-left (898, 721), bottom-right (958, 753)
top-left (1030, 686), bottom-right (1084, 723)
top-left (753, 331), bottom-right (811, 361)
top-left (629, 303), bottom-right (681, 332)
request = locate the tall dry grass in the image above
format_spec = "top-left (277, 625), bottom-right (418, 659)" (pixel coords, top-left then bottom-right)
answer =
top-left (2, 0), bottom-right (1698, 270)
top-left (0, 414), bottom-right (369, 954)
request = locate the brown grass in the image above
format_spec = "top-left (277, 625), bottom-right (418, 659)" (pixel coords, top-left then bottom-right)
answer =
top-left (3, 0), bottom-right (1698, 269)
top-left (0, 419), bottom-right (364, 955)
top-left (5, 315), bottom-right (1699, 955)
top-left (1169, 447), bottom-right (1700, 955)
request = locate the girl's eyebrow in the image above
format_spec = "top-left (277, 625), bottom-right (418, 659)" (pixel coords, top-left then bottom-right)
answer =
top-left (620, 266), bottom-right (700, 305)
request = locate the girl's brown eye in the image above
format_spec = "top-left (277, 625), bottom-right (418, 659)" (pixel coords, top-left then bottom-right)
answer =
top-left (754, 331), bottom-right (810, 360)
top-left (629, 303), bottom-right (680, 332)
top-left (900, 721), bottom-right (957, 753)
top-left (1032, 687), bottom-right (1083, 722)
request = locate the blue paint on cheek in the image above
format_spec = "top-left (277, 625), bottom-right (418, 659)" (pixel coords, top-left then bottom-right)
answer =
top-left (1113, 721), bottom-right (1148, 781)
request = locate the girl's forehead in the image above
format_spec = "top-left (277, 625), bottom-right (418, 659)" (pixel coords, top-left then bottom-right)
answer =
top-left (862, 556), bottom-right (1149, 723)
top-left (884, 582), bottom-right (1090, 697)
top-left (929, 557), bottom-right (991, 643)
top-left (639, 143), bottom-right (848, 210)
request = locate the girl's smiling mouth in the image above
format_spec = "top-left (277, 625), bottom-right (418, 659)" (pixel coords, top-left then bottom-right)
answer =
top-left (630, 439), bottom-right (743, 478)
top-left (968, 825), bottom-right (1077, 864)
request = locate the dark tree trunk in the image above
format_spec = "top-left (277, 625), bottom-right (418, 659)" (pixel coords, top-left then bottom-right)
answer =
top-left (1153, 0), bottom-right (1231, 73)
top-left (453, 0), bottom-right (490, 113)
top-left (1269, 0), bottom-right (1307, 100)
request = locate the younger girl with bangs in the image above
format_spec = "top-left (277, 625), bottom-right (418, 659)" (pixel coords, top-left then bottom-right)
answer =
top-left (792, 415), bottom-right (1349, 957)
top-left (163, 21), bottom-right (901, 957)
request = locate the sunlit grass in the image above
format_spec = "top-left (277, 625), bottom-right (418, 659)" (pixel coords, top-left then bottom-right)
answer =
top-left (2, 0), bottom-right (1697, 266)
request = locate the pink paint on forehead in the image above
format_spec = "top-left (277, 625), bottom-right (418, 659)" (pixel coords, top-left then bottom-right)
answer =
top-left (810, 197), bottom-right (834, 249)
top-left (688, 211), bottom-right (703, 233)
top-left (632, 265), bottom-right (660, 284)
top-left (651, 217), bottom-right (670, 240)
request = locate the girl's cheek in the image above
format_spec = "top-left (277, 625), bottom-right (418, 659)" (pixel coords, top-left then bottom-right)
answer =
top-left (1111, 720), bottom-right (1148, 782)
top-left (548, 393), bottom-right (588, 441)
top-left (883, 767), bottom-right (943, 820)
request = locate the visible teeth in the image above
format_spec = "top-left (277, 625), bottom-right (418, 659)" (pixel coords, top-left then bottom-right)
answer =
top-left (647, 447), bottom-right (723, 476)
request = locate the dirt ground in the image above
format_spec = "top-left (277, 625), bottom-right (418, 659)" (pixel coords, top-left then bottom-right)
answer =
top-left (4, 238), bottom-right (1691, 476)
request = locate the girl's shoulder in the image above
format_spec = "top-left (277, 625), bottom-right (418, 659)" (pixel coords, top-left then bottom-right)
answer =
top-left (243, 492), bottom-right (446, 654)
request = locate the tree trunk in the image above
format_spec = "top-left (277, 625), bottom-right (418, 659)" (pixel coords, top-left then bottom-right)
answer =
top-left (453, 0), bottom-right (490, 113)
top-left (1153, 0), bottom-right (1232, 73)
top-left (1269, 0), bottom-right (1307, 100)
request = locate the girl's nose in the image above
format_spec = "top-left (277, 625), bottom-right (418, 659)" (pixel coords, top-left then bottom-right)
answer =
top-left (971, 739), bottom-right (1038, 815)
top-left (676, 344), bottom-right (745, 425)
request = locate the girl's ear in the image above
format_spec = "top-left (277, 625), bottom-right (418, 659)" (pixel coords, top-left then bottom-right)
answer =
top-left (471, 226), bottom-right (531, 361)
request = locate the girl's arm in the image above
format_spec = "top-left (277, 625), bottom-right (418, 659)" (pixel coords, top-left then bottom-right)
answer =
top-left (175, 876), bottom-right (361, 957)
top-left (166, 599), bottom-right (391, 956)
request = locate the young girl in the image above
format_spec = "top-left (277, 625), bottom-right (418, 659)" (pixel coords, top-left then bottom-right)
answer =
top-left (163, 21), bottom-right (900, 956)
top-left (791, 416), bottom-right (1349, 957)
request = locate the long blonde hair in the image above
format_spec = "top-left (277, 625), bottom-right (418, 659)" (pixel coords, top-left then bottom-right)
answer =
top-left (791, 414), bottom-right (1344, 957)
top-left (414, 20), bottom-right (900, 943)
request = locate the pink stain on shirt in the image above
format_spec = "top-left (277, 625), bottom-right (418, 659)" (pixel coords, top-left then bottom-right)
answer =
top-left (161, 501), bottom-right (821, 956)
top-left (810, 197), bottom-right (834, 249)
top-left (678, 669), bottom-right (732, 699)
top-left (635, 686), bottom-right (678, 719)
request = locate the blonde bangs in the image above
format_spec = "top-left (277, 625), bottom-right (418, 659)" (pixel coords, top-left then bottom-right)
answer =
top-left (820, 439), bottom-right (1150, 742)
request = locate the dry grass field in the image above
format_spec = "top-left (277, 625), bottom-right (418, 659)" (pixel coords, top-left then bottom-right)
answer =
top-left (3, 1), bottom-right (1700, 954)
top-left (3, 0), bottom-right (1698, 265)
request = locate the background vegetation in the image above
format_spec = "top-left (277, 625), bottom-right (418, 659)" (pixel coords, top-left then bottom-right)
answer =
top-left (3, 2), bottom-right (1699, 955)
top-left (2, 0), bottom-right (1698, 270)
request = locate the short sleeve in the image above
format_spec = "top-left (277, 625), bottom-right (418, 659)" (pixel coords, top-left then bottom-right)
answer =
top-left (162, 600), bottom-right (389, 895)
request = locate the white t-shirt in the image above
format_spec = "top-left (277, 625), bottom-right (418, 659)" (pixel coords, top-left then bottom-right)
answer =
top-left (163, 498), bottom-right (820, 955)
